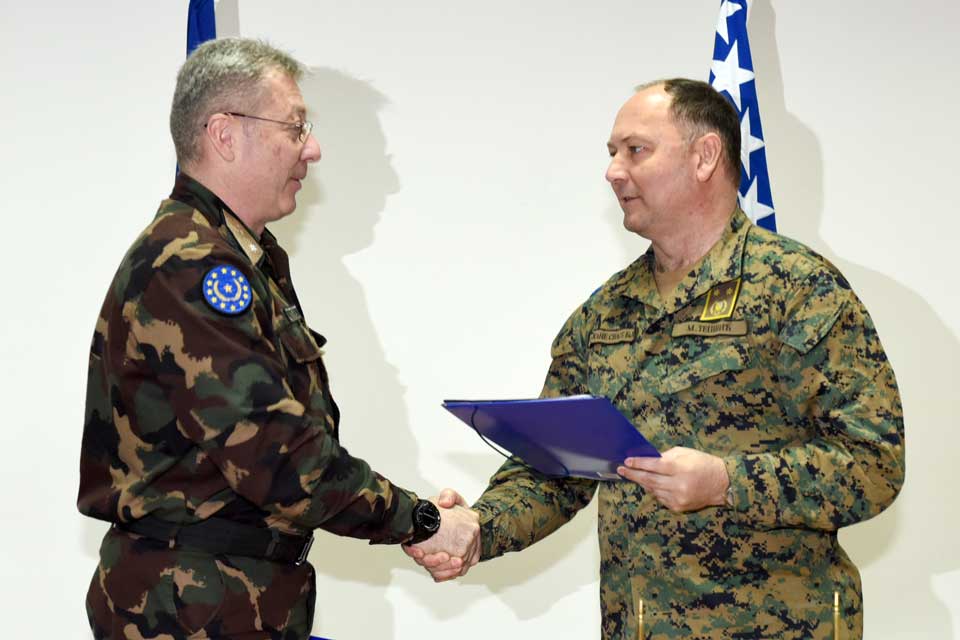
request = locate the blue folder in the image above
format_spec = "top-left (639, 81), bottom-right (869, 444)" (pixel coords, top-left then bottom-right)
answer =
top-left (442, 395), bottom-right (659, 480)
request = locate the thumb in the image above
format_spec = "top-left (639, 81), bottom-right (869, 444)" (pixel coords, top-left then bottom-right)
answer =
top-left (437, 487), bottom-right (466, 508)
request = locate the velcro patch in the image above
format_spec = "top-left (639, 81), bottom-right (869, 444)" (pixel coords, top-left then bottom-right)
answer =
top-left (589, 327), bottom-right (637, 346)
top-left (672, 319), bottom-right (747, 337)
top-left (202, 264), bottom-right (252, 315)
top-left (700, 278), bottom-right (742, 321)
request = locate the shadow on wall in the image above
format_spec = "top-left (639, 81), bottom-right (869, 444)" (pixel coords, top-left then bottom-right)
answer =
top-left (281, 66), bottom-right (604, 634)
top-left (268, 67), bottom-right (411, 638)
top-left (749, 3), bottom-right (958, 635)
top-left (227, 5), bottom-right (422, 634)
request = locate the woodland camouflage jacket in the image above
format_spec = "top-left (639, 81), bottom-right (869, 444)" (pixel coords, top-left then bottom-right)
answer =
top-left (78, 174), bottom-right (418, 544)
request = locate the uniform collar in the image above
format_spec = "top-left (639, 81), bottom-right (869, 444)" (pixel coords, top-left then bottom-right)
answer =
top-left (169, 172), bottom-right (266, 267)
top-left (169, 172), bottom-right (227, 227)
top-left (223, 211), bottom-right (266, 266)
top-left (610, 207), bottom-right (751, 314)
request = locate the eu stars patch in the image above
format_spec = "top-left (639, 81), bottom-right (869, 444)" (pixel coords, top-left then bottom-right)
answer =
top-left (202, 264), bottom-right (252, 315)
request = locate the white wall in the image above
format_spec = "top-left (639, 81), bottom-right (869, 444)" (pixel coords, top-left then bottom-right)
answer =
top-left (1, 1), bottom-right (957, 638)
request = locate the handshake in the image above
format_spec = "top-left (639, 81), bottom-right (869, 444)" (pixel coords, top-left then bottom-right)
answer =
top-left (403, 489), bottom-right (481, 582)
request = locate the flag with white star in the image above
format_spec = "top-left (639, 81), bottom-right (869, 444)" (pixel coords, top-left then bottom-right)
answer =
top-left (709, 0), bottom-right (777, 231)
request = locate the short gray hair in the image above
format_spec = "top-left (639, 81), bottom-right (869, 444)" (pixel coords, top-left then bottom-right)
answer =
top-left (170, 38), bottom-right (304, 165)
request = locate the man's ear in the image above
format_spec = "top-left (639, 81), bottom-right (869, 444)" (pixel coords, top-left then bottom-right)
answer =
top-left (203, 113), bottom-right (237, 162)
top-left (693, 132), bottom-right (723, 183)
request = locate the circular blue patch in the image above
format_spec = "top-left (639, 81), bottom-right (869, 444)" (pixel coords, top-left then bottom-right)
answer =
top-left (202, 264), bottom-right (252, 315)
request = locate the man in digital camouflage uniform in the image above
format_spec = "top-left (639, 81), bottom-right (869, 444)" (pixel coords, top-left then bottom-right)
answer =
top-left (78, 38), bottom-right (479, 639)
top-left (412, 79), bottom-right (905, 639)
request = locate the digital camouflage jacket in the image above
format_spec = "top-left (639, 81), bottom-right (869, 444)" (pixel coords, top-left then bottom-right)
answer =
top-left (473, 209), bottom-right (905, 640)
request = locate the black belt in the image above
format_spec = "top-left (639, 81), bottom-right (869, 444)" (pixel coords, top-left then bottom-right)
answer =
top-left (114, 516), bottom-right (313, 565)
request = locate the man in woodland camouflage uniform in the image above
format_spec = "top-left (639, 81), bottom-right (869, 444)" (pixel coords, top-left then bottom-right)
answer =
top-left (410, 79), bottom-right (905, 639)
top-left (78, 38), bottom-right (479, 639)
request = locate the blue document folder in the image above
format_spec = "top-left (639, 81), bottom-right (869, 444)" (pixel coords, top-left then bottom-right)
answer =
top-left (442, 395), bottom-right (659, 480)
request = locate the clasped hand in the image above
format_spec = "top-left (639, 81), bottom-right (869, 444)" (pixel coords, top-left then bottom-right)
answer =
top-left (402, 489), bottom-right (480, 582)
top-left (617, 446), bottom-right (729, 512)
top-left (402, 448), bottom-right (728, 581)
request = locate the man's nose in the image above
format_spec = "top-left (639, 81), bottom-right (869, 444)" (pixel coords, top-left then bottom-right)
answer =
top-left (605, 155), bottom-right (626, 184)
top-left (302, 133), bottom-right (322, 163)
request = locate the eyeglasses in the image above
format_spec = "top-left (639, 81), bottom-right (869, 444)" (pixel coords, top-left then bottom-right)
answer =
top-left (220, 111), bottom-right (314, 142)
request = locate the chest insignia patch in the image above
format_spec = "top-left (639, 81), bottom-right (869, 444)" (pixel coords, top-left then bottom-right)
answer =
top-left (589, 327), bottom-right (637, 346)
top-left (699, 278), bottom-right (742, 321)
top-left (202, 264), bottom-right (252, 315)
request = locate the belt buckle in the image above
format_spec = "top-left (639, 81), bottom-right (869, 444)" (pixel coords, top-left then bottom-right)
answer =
top-left (296, 535), bottom-right (314, 566)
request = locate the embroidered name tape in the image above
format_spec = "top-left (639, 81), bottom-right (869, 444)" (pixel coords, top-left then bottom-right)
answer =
top-left (589, 327), bottom-right (637, 346)
top-left (202, 264), bottom-right (252, 315)
top-left (672, 319), bottom-right (748, 337)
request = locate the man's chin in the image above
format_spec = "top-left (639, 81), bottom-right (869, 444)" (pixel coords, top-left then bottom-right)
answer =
top-left (262, 206), bottom-right (297, 228)
top-left (278, 198), bottom-right (298, 217)
top-left (622, 212), bottom-right (650, 237)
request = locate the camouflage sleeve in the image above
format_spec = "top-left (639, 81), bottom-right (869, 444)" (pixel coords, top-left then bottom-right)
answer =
top-left (133, 246), bottom-right (416, 543)
top-left (473, 309), bottom-right (598, 560)
top-left (724, 267), bottom-right (905, 530)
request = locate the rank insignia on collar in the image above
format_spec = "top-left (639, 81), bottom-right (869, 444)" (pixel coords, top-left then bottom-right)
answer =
top-left (202, 264), bottom-right (252, 315)
top-left (700, 278), bottom-right (741, 321)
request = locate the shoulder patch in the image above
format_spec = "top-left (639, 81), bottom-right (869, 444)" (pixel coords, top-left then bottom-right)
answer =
top-left (202, 264), bottom-right (252, 315)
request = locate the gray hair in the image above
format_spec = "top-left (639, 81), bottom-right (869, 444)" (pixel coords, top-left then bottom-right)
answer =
top-left (170, 38), bottom-right (304, 165)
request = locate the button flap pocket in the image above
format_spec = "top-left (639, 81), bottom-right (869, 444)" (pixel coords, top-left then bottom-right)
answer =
top-left (587, 342), bottom-right (635, 400)
top-left (660, 340), bottom-right (749, 395)
top-left (780, 300), bottom-right (845, 355)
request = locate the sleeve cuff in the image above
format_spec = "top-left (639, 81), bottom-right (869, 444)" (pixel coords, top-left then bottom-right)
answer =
top-left (723, 456), bottom-right (750, 515)
top-left (376, 488), bottom-right (419, 545)
top-left (473, 499), bottom-right (507, 561)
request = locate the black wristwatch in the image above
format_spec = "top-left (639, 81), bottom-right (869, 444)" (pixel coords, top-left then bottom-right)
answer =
top-left (409, 499), bottom-right (441, 544)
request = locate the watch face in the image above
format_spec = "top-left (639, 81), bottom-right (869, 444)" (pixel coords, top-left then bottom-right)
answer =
top-left (416, 501), bottom-right (441, 533)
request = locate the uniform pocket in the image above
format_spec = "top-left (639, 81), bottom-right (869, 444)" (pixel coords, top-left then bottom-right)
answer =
top-left (659, 338), bottom-right (749, 395)
top-left (172, 550), bottom-right (228, 635)
top-left (655, 338), bottom-right (754, 452)
top-left (276, 318), bottom-right (324, 364)
top-left (586, 341), bottom-right (638, 401)
top-left (98, 530), bottom-right (229, 637)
